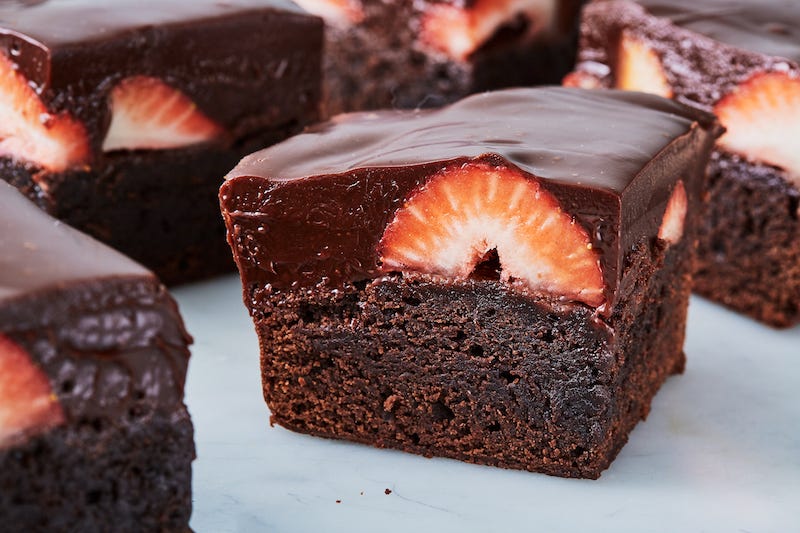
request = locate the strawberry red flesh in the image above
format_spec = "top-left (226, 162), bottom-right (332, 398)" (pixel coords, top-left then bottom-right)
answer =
top-left (0, 335), bottom-right (64, 448)
top-left (714, 71), bottom-right (800, 183)
top-left (0, 53), bottom-right (89, 172)
top-left (420, 0), bottom-right (554, 60)
top-left (378, 162), bottom-right (605, 307)
top-left (292, 0), bottom-right (364, 27)
top-left (102, 76), bottom-right (224, 152)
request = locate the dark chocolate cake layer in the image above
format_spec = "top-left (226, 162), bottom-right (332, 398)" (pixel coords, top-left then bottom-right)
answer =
top-left (566, 0), bottom-right (800, 327)
top-left (0, 410), bottom-right (194, 532)
top-left (295, 0), bottom-right (583, 115)
top-left (695, 153), bottom-right (800, 327)
top-left (0, 180), bottom-right (194, 529)
top-left (0, 0), bottom-right (322, 283)
top-left (221, 87), bottom-right (720, 478)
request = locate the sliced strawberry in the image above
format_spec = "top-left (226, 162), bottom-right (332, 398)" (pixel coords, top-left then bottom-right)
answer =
top-left (563, 71), bottom-right (603, 90)
top-left (102, 76), bottom-right (224, 152)
top-left (421, 0), bottom-right (554, 60)
top-left (292, 0), bottom-right (364, 27)
top-left (378, 162), bottom-right (605, 307)
top-left (0, 335), bottom-right (64, 447)
top-left (714, 71), bottom-right (800, 181)
top-left (0, 53), bottom-right (89, 172)
top-left (658, 180), bottom-right (687, 244)
top-left (615, 32), bottom-right (673, 99)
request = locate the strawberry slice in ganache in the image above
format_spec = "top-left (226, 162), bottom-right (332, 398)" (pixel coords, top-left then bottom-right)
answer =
top-left (377, 162), bottom-right (606, 307)
top-left (220, 87), bottom-right (721, 479)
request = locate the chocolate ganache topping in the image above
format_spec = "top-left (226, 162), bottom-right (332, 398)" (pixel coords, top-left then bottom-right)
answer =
top-left (0, 180), bottom-right (191, 422)
top-left (222, 87), bottom-right (720, 308)
top-left (637, 0), bottom-right (800, 63)
top-left (0, 0), bottom-right (320, 146)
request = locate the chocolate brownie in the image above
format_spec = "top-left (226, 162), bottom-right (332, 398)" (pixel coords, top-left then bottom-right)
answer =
top-left (0, 180), bottom-right (194, 531)
top-left (220, 88), bottom-right (721, 478)
top-left (294, 0), bottom-right (583, 115)
top-left (566, 0), bottom-right (800, 327)
top-left (0, 0), bottom-right (322, 284)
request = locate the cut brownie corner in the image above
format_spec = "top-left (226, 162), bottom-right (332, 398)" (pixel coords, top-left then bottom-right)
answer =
top-left (0, 180), bottom-right (195, 528)
top-left (221, 87), bottom-right (720, 478)
top-left (567, 0), bottom-right (800, 328)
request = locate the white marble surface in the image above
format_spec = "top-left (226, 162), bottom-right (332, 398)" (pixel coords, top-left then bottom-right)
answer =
top-left (173, 276), bottom-right (800, 533)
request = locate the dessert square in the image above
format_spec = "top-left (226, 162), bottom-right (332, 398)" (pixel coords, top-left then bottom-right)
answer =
top-left (0, 0), bottom-right (322, 284)
top-left (0, 180), bottom-right (194, 530)
top-left (566, 0), bottom-right (800, 327)
top-left (220, 87), bottom-right (721, 478)
top-left (294, 0), bottom-right (583, 115)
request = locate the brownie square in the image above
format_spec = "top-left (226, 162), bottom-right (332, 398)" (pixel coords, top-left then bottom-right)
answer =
top-left (566, 0), bottom-right (800, 327)
top-left (0, 0), bottom-right (322, 284)
top-left (220, 87), bottom-right (721, 478)
top-left (294, 0), bottom-right (583, 115)
top-left (0, 180), bottom-right (194, 530)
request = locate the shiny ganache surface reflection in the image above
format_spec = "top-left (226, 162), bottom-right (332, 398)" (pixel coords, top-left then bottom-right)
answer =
top-left (638, 0), bottom-right (800, 63)
top-left (0, 180), bottom-right (147, 301)
top-left (0, 0), bottom-right (301, 46)
top-left (228, 87), bottom-right (706, 193)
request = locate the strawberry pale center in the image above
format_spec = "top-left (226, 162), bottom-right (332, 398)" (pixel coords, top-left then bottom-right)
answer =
top-left (102, 76), bottom-right (223, 152)
top-left (714, 71), bottom-right (800, 183)
top-left (378, 162), bottom-right (605, 307)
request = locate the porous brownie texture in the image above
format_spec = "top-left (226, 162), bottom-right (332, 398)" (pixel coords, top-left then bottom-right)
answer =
top-left (0, 274), bottom-right (194, 529)
top-left (251, 235), bottom-right (688, 479)
top-left (696, 152), bottom-right (800, 326)
top-left (0, 411), bottom-right (193, 532)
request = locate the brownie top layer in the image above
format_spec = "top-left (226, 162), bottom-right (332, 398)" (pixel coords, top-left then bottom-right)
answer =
top-left (0, 179), bottom-right (149, 303)
top-left (0, 0), bottom-right (300, 46)
top-left (223, 87), bottom-right (720, 311)
top-left (637, 0), bottom-right (800, 63)
top-left (229, 87), bottom-right (709, 194)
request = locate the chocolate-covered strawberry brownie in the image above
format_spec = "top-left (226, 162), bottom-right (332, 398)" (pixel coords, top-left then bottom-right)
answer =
top-left (0, 0), bottom-right (322, 284)
top-left (0, 180), bottom-right (194, 530)
top-left (220, 87), bottom-right (721, 478)
top-left (566, 0), bottom-right (800, 327)
top-left (293, 0), bottom-right (583, 115)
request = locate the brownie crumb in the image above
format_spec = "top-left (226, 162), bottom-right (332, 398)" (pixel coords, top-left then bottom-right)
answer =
top-left (384, 489), bottom-right (392, 495)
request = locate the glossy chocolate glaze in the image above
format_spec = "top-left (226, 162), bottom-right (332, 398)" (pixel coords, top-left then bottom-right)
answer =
top-left (0, 0), bottom-right (301, 46)
top-left (637, 0), bottom-right (800, 63)
top-left (0, 0), bottom-right (322, 150)
top-left (221, 87), bottom-right (720, 310)
top-left (0, 180), bottom-right (191, 423)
